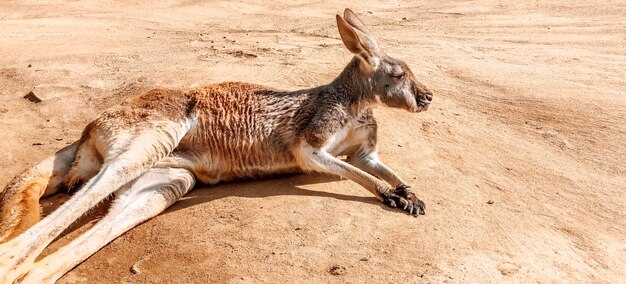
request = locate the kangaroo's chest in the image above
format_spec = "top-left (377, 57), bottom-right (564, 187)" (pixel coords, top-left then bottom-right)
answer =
top-left (324, 117), bottom-right (375, 156)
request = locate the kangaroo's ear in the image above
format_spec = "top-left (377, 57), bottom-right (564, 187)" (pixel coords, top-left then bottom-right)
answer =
top-left (336, 14), bottom-right (366, 55)
top-left (343, 8), bottom-right (374, 39)
top-left (336, 12), bottom-right (381, 68)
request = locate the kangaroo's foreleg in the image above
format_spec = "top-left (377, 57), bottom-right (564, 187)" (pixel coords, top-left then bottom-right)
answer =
top-left (349, 150), bottom-right (425, 215)
top-left (21, 167), bottom-right (195, 284)
top-left (344, 118), bottom-right (426, 215)
top-left (0, 141), bottom-right (80, 243)
top-left (297, 144), bottom-right (390, 196)
top-left (297, 144), bottom-right (424, 215)
top-left (348, 151), bottom-right (407, 188)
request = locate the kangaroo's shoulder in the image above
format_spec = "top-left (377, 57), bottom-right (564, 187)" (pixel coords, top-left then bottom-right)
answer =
top-left (292, 86), bottom-right (361, 148)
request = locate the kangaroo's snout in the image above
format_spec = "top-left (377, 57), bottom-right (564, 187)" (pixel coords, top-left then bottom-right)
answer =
top-left (423, 88), bottom-right (433, 102)
top-left (414, 82), bottom-right (433, 111)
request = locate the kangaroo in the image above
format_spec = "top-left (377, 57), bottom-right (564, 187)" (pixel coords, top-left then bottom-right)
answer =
top-left (0, 9), bottom-right (433, 283)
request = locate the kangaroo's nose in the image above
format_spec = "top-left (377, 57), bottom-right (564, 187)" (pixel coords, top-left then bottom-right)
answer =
top-left (415, 82), bottom-right (433, 102)
top-left (424, 88), bottom-right (433, 102)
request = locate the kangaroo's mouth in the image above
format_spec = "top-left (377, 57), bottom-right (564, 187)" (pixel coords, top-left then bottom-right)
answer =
top-left (413, 99), bottom-right (430, 112)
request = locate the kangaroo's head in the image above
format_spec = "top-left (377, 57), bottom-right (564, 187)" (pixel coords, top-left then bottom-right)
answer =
top-left (336, 9), bottom-right (433, 112)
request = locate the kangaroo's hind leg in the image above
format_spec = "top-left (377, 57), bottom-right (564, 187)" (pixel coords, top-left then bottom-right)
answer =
top-left (21, 167), bottom-right (196, 284)
top-left (0, 118), bottom-right (195, 284)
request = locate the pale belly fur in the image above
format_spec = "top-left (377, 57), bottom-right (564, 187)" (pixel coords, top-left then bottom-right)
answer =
top-left (183, 148), bottom-right (302, 185)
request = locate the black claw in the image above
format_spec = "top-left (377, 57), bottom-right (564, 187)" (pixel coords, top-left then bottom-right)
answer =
top-left (416, 199), bottom-right (426, 215)
top-left (382, 187), bottom-right (427, 216)
top-left (400, 198), bottom-right (409, 209)
top-left (395, 184), bottom-right (410, 194)
top-left (387, 184), bottom-right (427, 216)
top-left (382, 192), bottom-right (399, 208)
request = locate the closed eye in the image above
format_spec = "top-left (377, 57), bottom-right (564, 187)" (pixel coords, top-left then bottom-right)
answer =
top-left (391, 72), bottom-right (405, 79)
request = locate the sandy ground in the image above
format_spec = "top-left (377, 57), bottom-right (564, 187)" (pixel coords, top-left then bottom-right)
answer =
top-left (1, 0), bottom-right (625, 283)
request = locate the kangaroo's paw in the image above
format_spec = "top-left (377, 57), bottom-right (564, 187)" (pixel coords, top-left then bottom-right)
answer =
top-left (382, 184), bottom-right (425, 216)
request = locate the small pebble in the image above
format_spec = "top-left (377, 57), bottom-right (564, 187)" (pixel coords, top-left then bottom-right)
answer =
top-left (23, 91), bottom-right (42, 103)
top-left (130, 263), bottom-right (141, 274)
top-left (498, 261), bottom-right (519, 276)
top-left (329, 265), bottom-right (347, 276)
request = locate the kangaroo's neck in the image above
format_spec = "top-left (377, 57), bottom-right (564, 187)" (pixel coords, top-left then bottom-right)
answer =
top-left (329, 57), bottom-right (377, 115)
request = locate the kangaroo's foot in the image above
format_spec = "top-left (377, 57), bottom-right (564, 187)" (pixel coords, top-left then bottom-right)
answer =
top-left (0, 237), bottom-right (38, 284)
top-left (382, 184), bottom-right (425, 216)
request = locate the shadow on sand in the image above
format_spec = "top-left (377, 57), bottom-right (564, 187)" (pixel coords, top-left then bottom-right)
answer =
top-left (40, 172), bottom-right (389, 243)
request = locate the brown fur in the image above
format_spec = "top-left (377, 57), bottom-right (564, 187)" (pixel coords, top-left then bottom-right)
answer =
top-left (0, 9), bottom-right (433, 283)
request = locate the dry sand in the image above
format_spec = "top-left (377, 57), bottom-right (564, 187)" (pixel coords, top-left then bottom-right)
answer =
top-left (1, 1), bottom-right (625, 283)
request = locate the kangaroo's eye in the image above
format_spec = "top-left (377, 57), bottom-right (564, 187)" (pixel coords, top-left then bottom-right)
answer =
top-left (391, 72), bottom-right (405, 79)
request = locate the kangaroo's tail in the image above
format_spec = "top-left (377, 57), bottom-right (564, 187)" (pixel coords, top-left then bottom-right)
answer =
top-left (0, 141), bottom-right (80, 243)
